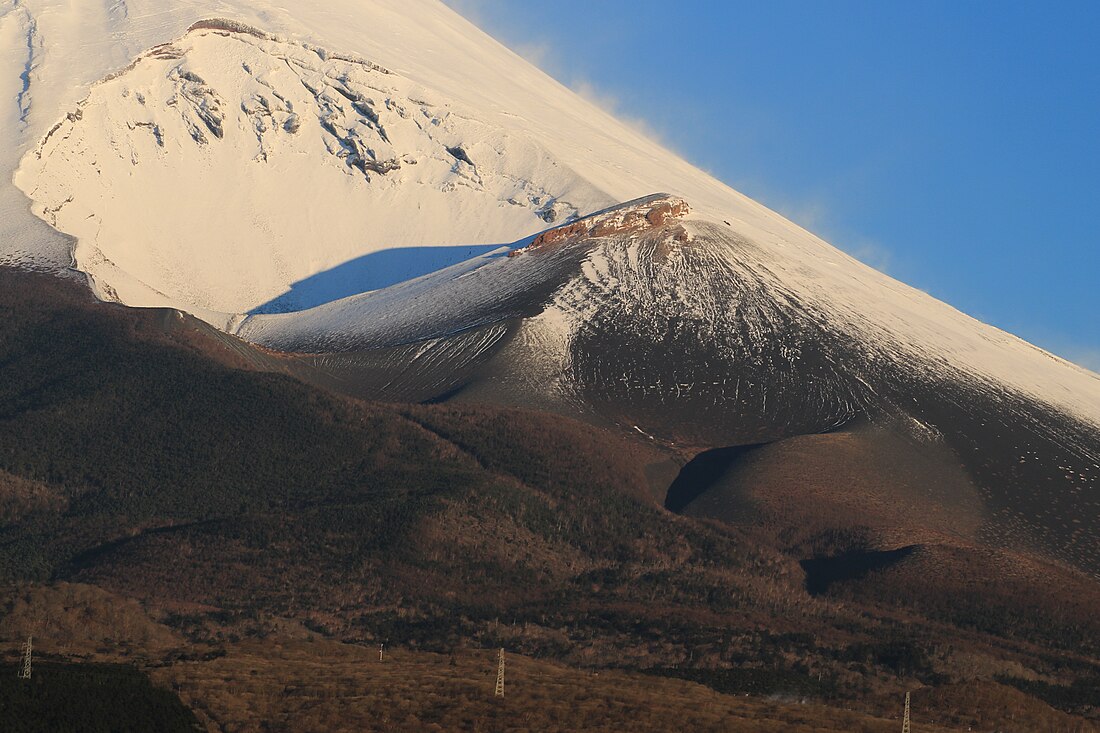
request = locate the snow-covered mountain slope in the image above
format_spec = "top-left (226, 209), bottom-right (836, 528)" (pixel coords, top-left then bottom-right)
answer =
top-left (5, 0), bottom-right (1098, 430)
top-left (13, 19), bottom-right (608, 320)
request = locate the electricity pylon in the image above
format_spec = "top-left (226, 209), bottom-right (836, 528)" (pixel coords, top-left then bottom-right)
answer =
top-left (902, 691), bottom-right (911, 733)
top-left (18, 635), bottom-right (32, 680)
top-left (494, 648), bottom-right (505, 698)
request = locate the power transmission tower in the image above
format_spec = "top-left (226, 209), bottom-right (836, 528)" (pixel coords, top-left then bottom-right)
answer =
top-left (901, 691), bottom-right (911, 733)
top-left (18, 635), bottom-right (32, 680)
top-left (379, 643), bottom-right (384, 662)
top-left (494, 648), bottom-right (505, 699)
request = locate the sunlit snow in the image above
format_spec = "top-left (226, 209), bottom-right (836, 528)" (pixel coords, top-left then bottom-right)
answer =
top-left (1, 0), bottom-right (1097, 429)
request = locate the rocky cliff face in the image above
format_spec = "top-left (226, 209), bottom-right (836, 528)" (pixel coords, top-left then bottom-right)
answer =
top-left (516, 194), bottom-right (690, 255)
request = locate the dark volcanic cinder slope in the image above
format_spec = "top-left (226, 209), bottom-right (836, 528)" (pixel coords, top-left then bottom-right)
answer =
top-left (236, 196), bottom-right (1100, 584)
top-left (240, 197), bottom-right (875, 447)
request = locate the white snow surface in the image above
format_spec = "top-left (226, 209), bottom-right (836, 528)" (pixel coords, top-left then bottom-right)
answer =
top-left (3, 0), bottom-right (1099, 425)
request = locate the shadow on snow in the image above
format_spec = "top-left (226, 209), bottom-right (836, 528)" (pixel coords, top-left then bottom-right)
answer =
top-left (249, 244), bottom-right (508, 315)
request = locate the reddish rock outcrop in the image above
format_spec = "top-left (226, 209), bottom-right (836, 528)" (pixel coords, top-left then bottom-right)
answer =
top-left (514, 194), bottom-right (690, 257)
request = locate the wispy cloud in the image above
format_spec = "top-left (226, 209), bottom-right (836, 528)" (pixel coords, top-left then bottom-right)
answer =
top-left (1022, 334), bottom-right (1100, 374)
top-left (842, 238), bottom-right (894, 274)
top-left (441, 1), bottom-right (672, 149)
top-left (776, 198), bottom-right (830, 232)
top-left (1064, 347), bottom-right (1100, 373)
top-left (510, 39), bottom-right (553, 70)
top-left (569, 79), bottom-right (669, 146)
top-left (443, 0), bottom-right (552, 68)
top-left (441, 0), bottom-right (488, 24)
top-left (773, 196), bottom-right (894, 274)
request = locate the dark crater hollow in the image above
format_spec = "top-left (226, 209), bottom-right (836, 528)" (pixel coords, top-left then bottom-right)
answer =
top-left (800, 545), bottom-right (917, 596)
top-left (663, 443), bottom-right (764, 513)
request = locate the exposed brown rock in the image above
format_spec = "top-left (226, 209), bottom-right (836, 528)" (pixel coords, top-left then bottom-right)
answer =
top-left (646, 199), bottom-right (690, 227)
top-left (531, 220), bottom-right (587, 249)
top-left (519, 194), bottom-right (690, 256)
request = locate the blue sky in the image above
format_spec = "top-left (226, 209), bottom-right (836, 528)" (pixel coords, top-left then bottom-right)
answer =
top-left (446, 1), bottom-right (1100, 370)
